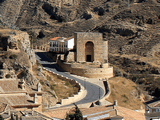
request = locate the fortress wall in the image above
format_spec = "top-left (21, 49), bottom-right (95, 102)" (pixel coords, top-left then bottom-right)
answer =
top-left (66, 52), bottom-right (75, 62)
top-left (61, 84), bottom-right (86, 105)
top-left (42, 67), bottom-right (86, 106)
top-left (71, 63), bottom-right (84, 68)
top-left (75, 32), bottom-right (104, 63)
top-left (57, 60), bottom-right (72, 72)
top-left (70, 67), bottom-right (114, 78)
top-left (57, 60), bottom-right (114, 79)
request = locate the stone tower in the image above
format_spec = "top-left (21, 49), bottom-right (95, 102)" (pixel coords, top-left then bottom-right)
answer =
top-left (74, 32), bottom-right (108, 63)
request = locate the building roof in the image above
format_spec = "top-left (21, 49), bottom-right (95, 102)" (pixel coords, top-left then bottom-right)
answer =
top-left (64, 36), bottom-right (74, 41)
top-left (0, 79), bottom-right (26, 93)
top-left (81, 106), bottom-right (117, 120)
top-left (44, 105), bottom-right (145, 120)
top-left (44, 106), bottom-right (115, 120)
top-left (117, 106), bottom-right (146, 120)
top-left (0, 79), bottom-right (41, 110)
top-left (44, 108), bottom-right (70, 119)
top-left (50, 37), bottom-right (62, 41)
top-left (0, 95), bottom-right (36, 107)
top-left (81, 106), bottom-right (114, 116)
top-left (21, 116), bottom-right (46, 120)
top-left (146, 99), bottom-right (160, 108)
top-left (154, 103), bottom-right (160, 107)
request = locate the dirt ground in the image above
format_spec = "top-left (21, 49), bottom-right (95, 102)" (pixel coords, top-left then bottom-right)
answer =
top-left (107, 77), bottom-right (145, 110)
top-left (32, 64), bottom-right (79, 107)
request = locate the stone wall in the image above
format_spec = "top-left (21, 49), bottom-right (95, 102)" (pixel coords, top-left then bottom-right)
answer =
top-left (74, 32), bottom-right (106, 63)
top-left (57, 60), bottom-right (114, 79)
top-left (61, 82), bottom-right (86, 106)
top-left (42, 67), bottom-right (87, 106)
top-left (65, 51), bottom-right (75, 62)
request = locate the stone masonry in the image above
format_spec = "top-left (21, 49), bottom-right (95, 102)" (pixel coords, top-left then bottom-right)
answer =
top-left (74, 32), bottom-right (108, 63)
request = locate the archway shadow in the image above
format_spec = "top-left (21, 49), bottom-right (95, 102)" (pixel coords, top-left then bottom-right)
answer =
top-left (35, 51), bottom-right (65, 72)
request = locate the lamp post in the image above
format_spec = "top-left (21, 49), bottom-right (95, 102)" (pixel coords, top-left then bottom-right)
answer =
top-left (84, 79), bottom-right (86, 89)
top-left (99, 87), bottom-right (100, 99)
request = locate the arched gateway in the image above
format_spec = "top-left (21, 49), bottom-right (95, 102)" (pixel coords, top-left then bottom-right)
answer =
top-left (85, 41), bottom-right (94, 62)
top-left (74, 32), bottom-right (108, 63)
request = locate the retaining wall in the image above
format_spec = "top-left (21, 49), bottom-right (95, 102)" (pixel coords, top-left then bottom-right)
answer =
top-left (42, 67), bottom-right (86, 106)
top-left (61, 84), bottom-right (86, 105)
top-left (57, 60), bottom-right (114, 78)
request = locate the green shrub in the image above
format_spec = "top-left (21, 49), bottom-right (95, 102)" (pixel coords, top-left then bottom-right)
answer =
top-left (121, 94), bottom-right (128, 100)
top-left (9, 54), bottom-right (17, 59)
top-left (5, 74), bottom-right (11, 78)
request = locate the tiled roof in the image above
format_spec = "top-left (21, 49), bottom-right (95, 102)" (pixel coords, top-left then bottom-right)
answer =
top-left (146, 99), bottom-right (160, 108)
top-left (21, 116), bottom-right (46, 120)
top-left (64, 36), bottom-right (74, 41)
top-left (50, 37), bottom-right (61, 41)
top-left (44, 106), bottom-right (116, 120)
top-left (21, 111), bottom-right (52, 120)
top-left (0, 80), bottom-right (26, 93)
top-left (0, 95), bottom-right (35, 106)
top-left (81, 106), bottom-right (117, 120)
top-left (44, 108), bottom-right (70, 119)
top-left (44, 105), bottom-right (145, 120)
top-left (0, 79), bottom-right (40, 109)
top-left (154, 102), bottom-right (160, 107)
top-left (81, 106), bottom-right (114, 116)
top-left (117, 106), bottom-right (146, 120)
top-left (147, 101), bottom-right (160, 108)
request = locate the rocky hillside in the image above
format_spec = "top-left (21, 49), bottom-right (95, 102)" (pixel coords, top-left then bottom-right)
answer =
top-left (0, 0), bottom-right (160, 98)
top-left (0, 29), bottom-right (37, 84)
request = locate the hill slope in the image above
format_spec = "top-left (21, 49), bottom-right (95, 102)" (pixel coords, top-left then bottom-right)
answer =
top-left (0, 0), bottom-right (160, 98)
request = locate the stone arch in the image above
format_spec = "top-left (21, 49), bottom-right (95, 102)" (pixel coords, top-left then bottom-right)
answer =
top-left (85, 41), bottom-right (94, 62)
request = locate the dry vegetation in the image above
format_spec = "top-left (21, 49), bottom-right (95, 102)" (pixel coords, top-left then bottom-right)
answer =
top-left (106, 77), bottom-right (145, 110)
top-left (32, 63), bottom-right (79, 103)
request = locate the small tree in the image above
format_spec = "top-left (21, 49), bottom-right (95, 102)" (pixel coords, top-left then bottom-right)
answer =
top-left (0, 115), bottom-right (4, 120)
top-left (65, 103), bottom-right (83, 120)
top-left (74, 104), bottom-right (83, 120)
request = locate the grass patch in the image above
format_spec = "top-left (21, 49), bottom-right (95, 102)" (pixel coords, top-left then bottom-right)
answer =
top-left (121, 94), bottom-right (128, 100)
top-left (47, 75), bottom-right (52, 81)
top-left (107, 77), bottom-right (145, 110)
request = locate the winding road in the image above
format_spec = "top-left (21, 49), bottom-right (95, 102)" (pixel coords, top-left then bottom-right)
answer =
top-left (35, 51), bottom-right (105, 107)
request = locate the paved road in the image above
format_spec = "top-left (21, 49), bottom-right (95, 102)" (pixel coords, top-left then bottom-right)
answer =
top-left (35, 52), bottom-right (105, 107)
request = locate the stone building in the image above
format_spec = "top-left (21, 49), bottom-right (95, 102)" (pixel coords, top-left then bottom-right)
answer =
top-left (74, 32), bottom-right (108, 63)
top-left (145, 100), bottom-right (160, 120)
top-left (57, 32), bottom-right (113, 79)
top-left (0, 79), bottom-right (43, 112)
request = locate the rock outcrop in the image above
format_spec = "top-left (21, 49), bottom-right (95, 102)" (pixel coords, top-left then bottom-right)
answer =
top-left (0, 29), bottom-right (37, 85)
top-left (7, 30), bottom-right (36, 65)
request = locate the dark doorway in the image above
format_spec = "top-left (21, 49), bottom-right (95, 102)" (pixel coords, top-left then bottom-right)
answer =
top-left (85, 41), bottom-right (94, 62)
top-left (86, 55), bottom-right (92, 62)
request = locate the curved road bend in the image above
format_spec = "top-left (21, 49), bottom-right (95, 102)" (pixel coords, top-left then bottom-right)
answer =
top-left (35, 52), bottom-right (105, 107)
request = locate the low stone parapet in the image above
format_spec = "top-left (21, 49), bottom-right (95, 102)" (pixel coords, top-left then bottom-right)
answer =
top-left (61, 84), bottom-right (87, 105)
top-left (57, 59), bottom-right (113, 79)
top-left (42, 67), bottom-right (87, 106)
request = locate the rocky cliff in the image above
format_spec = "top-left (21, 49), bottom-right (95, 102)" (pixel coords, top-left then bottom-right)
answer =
top-left (0, 29), bottom-right (37, 85)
